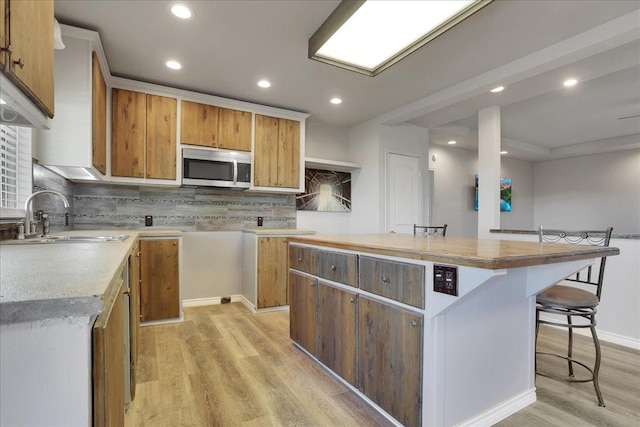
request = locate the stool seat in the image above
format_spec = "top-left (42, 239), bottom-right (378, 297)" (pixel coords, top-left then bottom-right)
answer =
top-left (537, 284), bottom-right (599, 309)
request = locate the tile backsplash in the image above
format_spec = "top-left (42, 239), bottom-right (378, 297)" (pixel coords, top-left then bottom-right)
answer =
top-left (34, 164), bottom-right (296, 232)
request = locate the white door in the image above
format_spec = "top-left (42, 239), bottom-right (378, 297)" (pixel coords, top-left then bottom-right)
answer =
top-left (386, 152), bottom-right (422, 234)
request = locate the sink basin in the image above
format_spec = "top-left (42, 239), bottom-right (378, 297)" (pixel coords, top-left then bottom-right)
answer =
top-left (2, 235), bottom-right (129, 245)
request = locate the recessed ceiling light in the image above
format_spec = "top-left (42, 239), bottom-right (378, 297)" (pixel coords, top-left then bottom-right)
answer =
top-left (563, 78), bottom-right (578, 87)
top-left (257, 80), bottom-right (271, 88)
top-left (447, 140), bottom-right (457, 145)
top-left (500, 150), bottom-right (508, 155)
top-left (330, 97), bottom-right (342, 105)
top-left (166, 60), bottom-right (182, 70)
top-left (170, 4), bottom-right (192, 19)
top-left (490, 86), bottom-right (505, 93)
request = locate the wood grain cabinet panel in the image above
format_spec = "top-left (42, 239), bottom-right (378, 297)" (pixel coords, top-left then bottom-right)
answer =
top-left (146, 95), bottom-right (177, 179)
top-left (1, 0), bottom-right (54, 117)
top-left (93, 280), bottom-right (125, 427)
top-left (254, 114), bottom-right (301, 189)
top-left (316, 250), bottom-right (357, 287)
top-left (91, 52), bottom-right (107, 174)
top-left (358, 296), bottom-right (423, 427)
top-left (140, 239), bottom-right (180, 322)
top-left (128, 242), bottom-right (141, 400)
top-left (359, 256), bottom-right (425, 309)
top-left (257, 237), bottom-right (288, 308)
top-left (289, 271), bottom-right (317, 355)
top-left (289, 245), bottom-right (317, 275)
top-left (180, 100), bottom-right (219, 147)
top-left (218, 107), bottom-right (252, 151)
top-left (317, 281), bottom-right (357, 386)
top-left (111, 88), bottom-right (146, 178)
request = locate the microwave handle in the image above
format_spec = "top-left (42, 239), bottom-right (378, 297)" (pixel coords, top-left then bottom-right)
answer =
top-left (233, 159), bottom-right (238, 185)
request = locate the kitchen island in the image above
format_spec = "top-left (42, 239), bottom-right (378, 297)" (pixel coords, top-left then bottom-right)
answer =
top-left (286, 234), bottom-right (619, 427)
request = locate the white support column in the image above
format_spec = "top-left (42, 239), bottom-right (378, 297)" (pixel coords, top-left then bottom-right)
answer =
top-left (477, 106), bottom-right (501, 238)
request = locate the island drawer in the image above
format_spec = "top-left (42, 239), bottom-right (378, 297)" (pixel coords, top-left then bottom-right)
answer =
top-left (359, 256), bottom-right (425, 309)
top-left (316, 250), bottom-right (357, 287)
top-left (289, 245), bottom-right (317, 275)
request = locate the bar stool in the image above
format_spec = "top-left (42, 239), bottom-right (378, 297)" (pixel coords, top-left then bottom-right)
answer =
top-left (414, 224), bottom-right (447, 236)
top-left (535, 226), bottom-right (613, 407)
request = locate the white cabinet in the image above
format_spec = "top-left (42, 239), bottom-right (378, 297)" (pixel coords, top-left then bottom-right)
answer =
top-left (34, 25), bottom-right (109, 181)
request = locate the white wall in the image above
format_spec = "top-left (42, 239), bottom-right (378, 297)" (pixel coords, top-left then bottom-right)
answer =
top-left (428, 145), bottom-right (534, 237)
top-left (534, 149), bottom-right (640, 234)
top-left (297, 121), bottom-right (351, 235)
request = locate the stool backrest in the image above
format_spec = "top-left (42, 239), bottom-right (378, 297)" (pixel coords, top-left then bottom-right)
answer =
top-left (414, 224), bottom-right (447, 237)
top-left (538, 226), bottom-right (613, 300)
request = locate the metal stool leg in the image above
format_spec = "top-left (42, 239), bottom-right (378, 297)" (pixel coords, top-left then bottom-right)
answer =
top-left (567, 315), bottom-right (574, 377)
top-left (590, 320), bottom-right (605, 407)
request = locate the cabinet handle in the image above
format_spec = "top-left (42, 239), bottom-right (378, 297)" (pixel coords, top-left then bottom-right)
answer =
top-left (382, 275), bottom-right (390, 284)
top-left (330, 264), bottom-right (336, 271)
top-left (0, 45), bottom-right (12, 56)
top-left (173, 241), bottom-right (177, 246)
top-left (298, 257), bottom-right (303, 262)
top-left (349, 297), bottom-right (356, 303)
top-left (13, 58), bottom-right (24, 69)
top-left (411, 320), bottom-right (417, 327)
top-left (310, 282), bottom-right (315, 287)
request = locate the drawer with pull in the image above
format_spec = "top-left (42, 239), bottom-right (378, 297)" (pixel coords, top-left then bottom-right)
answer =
top-left (289, 245), bottom-right (317, 275)
top-left (358, 256), bottom-right (425, 309)
top-left (316, 250), bottom-right (357, 287)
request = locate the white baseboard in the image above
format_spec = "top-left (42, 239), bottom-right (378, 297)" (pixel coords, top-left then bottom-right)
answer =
top-left (539, 313), bottom-right (640, 350)
top-left (458, 389), bottom-right (536, 427)
top-left (182, 295), bottom-right (245, 308)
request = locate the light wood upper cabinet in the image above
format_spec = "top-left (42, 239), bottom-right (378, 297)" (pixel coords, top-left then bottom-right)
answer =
top-left (146, 95), bottom-right (177, 179)
top-left (180, 101), bottom-right (251, 151)
top-left (112, 88), bottom-right (177, 180)
top-left (257, 237), bottom-right (288, 308)
top-left (181, 100), bottom-right (219, 147)
top-left (0, 0), bottom-right (6, 70)
top-left (218, 107), bottom-right (252, 151)
top-left (92, 52), bottom-right (107, 175)
top-left (112, 88), bottom-right (146, 178)
top-left (93, 280), bottom-right (125, 427)
top-left (140, 239), bottom-right (180, 322)
top-left (1, 0), bottom-right (54, 117)
top-left (254, 114), bottom-right (300, 189)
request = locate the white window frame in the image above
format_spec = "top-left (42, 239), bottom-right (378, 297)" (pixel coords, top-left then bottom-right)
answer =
top-left (0, 124), bottom-right (32, 218)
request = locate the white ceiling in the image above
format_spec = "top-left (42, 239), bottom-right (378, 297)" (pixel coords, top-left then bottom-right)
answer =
top-left (54, 0), bottom-right (640, 162)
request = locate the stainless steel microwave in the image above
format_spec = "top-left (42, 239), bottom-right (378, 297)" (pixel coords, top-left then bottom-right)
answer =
top-left (182, 147), bottom-right (251, 189)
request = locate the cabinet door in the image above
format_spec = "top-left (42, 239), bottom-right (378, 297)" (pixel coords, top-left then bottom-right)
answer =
top-left (112, 88), bottom-right (146, 178)
top-left (318, 282), bottom-right (357, 386)
top-left (254, 114), bottom-right (279, 187)
top-left (218, 107), bottom-right (252, 151)
top-left (0, 0), bottom-right (6, 70)
top-left (146, 95), bottom-right (177, 180)
top-left (128, 242), bottom-right (141, 400)
top-left (92, 52), bottom-right (107, 175)
top-left (93, 280), bottom-right (125, 427)
top-left (289, 271), bottom-right (316, 355)
top-left (277, 118), bottom-right (300, 188)
top-left (4, 0), bottom-right (54, 117)
top-left (358, 296), bottom-right (423, 427)
top-left (180, 100), bottom-right (219, 147)
top-left (140, 239), bottom-right (180, 322)
top-left (257, 237), bottom-right (288, 308)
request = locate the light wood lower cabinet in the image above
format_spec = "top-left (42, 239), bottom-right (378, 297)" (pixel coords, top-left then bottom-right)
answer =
top-left (128, 242), bottom-right (141, 399)
top-left (317, 281), bottom-right (357, 386)
top-left (358, 296), bottom-right (423, 427)
top-left (140, 239), bottom-right (180, 322)
top-left (257, 237), bottom-right (288, 308)
top-left (289, 271), bottom-right (317, 355)
top-left (92, 280), bottom-right (125, 427)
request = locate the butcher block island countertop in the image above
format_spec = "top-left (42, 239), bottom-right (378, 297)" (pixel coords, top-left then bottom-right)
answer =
top-left (286, 234), bottom-right (620, 427)
top-left (287, 233), bottom-right (619, 269)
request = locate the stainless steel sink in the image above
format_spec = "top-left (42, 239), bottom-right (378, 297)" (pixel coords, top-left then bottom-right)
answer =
top-left (2, 235), bottom-right (129, 245)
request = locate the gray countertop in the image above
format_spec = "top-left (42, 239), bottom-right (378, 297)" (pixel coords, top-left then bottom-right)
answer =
top-left (0, 229), bottom-right (181, 325)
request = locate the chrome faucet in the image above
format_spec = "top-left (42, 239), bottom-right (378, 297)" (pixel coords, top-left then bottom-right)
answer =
top-left (23, 190), bottom-right (70, 238)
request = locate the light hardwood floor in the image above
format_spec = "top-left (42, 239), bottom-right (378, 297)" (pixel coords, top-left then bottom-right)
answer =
top-left (126, 303), bottom-right (640, 426)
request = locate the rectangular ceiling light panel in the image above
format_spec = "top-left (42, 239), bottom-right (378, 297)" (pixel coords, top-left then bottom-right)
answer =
top-left (309, 0), bottom-right (492, 76)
